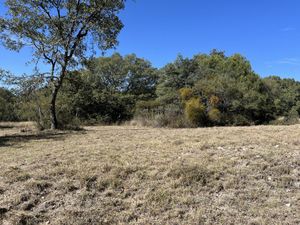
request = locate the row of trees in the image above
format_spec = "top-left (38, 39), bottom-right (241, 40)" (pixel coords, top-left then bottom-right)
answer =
top-left (1, 51), bottom-right (300, 128)
top-left (137, 51), bottom-right (300, 127)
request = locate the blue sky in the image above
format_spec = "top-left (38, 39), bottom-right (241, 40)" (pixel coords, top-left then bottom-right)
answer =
top-left (1, 0), bottom-right (300, 80)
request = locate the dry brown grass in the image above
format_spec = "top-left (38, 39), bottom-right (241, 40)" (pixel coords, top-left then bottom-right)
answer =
top-left (0, 122), bottom-right (299, 224)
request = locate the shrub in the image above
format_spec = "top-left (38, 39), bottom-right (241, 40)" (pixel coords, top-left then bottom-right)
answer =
top-left (134, 100), bottom-right (162, 119)
top-left (271, 107), bottom-right (300, 125)
top-left (153, 113), bottom-right (187, 128)
top-left (208, 108), bottom-right (222, 124)
top-left (184, 97), bottom-right (206, 127)
top-left (209, 95), bottom-right (220, 107)
top-left (179, 87), bottom-right (193, 101)
top-left (133, 103), bottom-right (188, 128)
top-left (230, 114), bottom-right (251, 126)
top-left (285, 107), bottom-right (299, 125)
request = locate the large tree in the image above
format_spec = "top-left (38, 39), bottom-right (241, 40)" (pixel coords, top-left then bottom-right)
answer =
top-left (57, 53), bottom-right (158, 123)
top-left (0, 0), bottom-right (126, 129)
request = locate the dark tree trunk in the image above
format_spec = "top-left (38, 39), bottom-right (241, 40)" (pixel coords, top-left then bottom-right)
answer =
top-left (49, 65), bottom-right (67, 130)
top-left (50, 86), bottom-right (59, 130)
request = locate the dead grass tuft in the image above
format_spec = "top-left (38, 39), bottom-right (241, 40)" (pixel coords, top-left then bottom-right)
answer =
top-left (4, 167), bottom-right (31, 183)
top-left (168, 164), bottom-right (214, 187)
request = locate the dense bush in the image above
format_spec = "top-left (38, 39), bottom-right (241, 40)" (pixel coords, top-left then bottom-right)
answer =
top-left (184, 98), bottom-right (206, 127)
top-left (0, 88), bottom-right (19, 121)
top-left (208, 108), bottom-right (222, 124)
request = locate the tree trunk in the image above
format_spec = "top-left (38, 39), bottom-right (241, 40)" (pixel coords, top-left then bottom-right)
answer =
top-left (50, 87), bottom-right (59, 130)
top-left (49, 65), bottom-right (67, 130)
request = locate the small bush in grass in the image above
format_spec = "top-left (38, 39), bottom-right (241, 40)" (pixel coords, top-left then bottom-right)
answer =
top-left (134, 102), bottom-right (188, 128)
top-left (208, 108), bottom-right (222, 124)
top-left (153, 113), bottom-right (188, 128)
top-left (168, 164), bottom-right (213, 187)
top-left (184, 97), bottom-right (206, 127)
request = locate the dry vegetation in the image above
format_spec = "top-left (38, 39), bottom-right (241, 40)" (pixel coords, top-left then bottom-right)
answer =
top-left (0, 122), bottom-right (299, 225)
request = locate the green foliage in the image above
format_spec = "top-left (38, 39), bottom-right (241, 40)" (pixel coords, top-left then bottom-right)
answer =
top-left (0, 0), bottom-right (126, 129)
top-left (263, 76), bottom-right (300, 116)
top-left (156, 55), bottom-right (197, 105)
top-left (15, 87), bottom-right (53, 130)
top-left (153, 50), bottom-right (286, 127)
top-left (0, 88), bottom-right (18, 121)
top-left (1, 51), bottom-right (300, 128)
top-left (229, 114), bottom-right (252, 126)
top-left (286, 107), bottom-right (299, 125)
top-left (57, 54), bottom-right (158, 124)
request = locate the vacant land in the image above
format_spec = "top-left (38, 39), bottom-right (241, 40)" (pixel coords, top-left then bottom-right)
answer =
top-left (0, 122), bottom-right (299, 225)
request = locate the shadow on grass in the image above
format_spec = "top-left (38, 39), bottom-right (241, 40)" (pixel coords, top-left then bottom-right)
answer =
top-left (0, 132), bottom-right (69, 147)
top-left (0, 125), bottom-right (14, 129)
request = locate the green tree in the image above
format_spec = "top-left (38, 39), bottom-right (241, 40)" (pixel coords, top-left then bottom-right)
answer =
top-left (157, 55), bottom-right (197, 104)
top-left (263, 76), bottom-right (300, 116)
top-left (59, 53), bottom-right (158, 123)
top-left (0, 0), bottom-right (126, 129)
top-left (0, 88), bottom-right (18, 121)
top-left (86, 53), bottom-right (158, 99)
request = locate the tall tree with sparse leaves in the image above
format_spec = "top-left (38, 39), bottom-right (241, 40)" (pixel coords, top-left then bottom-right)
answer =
top-left (0, 0), bottom-right (126, 129)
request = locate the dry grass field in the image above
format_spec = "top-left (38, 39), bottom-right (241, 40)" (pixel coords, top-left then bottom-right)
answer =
top-left (0, 122), bottom-right (299, 225)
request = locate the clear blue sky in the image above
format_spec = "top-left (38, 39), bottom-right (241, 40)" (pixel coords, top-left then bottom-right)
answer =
top-left (1, 0), bottom-right (300, 80)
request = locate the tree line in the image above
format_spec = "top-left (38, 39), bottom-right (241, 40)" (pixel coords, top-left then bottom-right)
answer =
top-left (1, 50), bottom-right (300, 129)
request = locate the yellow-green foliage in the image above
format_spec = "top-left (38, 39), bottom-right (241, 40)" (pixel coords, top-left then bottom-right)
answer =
top-left (209, 95), bottom-right (220, 107)
top-left (185, 97), bottom-right (206, 126)
top-left (208, 108), bottom-right (222, 123)
top-left (179, 87), bottom-right (193, 101)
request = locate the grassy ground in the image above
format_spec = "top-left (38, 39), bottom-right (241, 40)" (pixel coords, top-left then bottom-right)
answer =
top-left (0, 122), bottom-right (299, 225)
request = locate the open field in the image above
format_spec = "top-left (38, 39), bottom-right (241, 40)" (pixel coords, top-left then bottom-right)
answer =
top-left (0, 122), bottom-right (299, 225)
